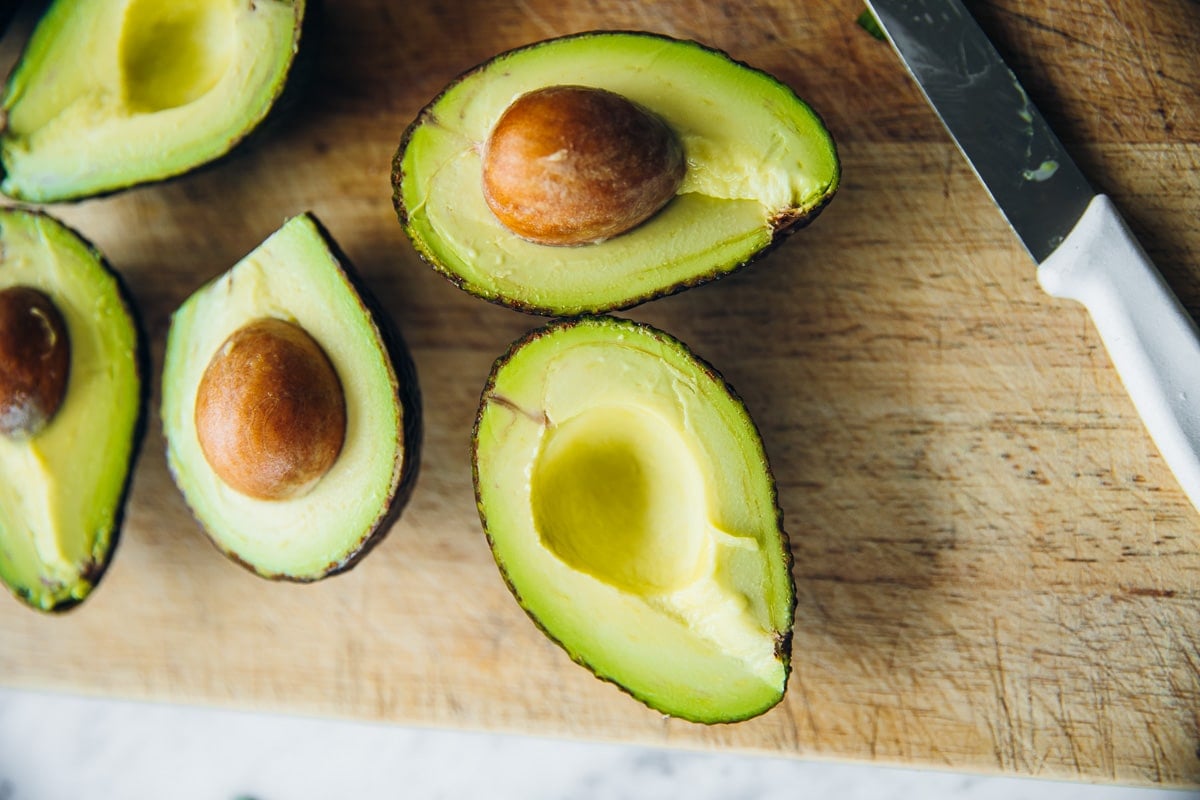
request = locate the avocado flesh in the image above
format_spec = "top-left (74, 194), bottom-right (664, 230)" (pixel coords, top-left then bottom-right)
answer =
top-left (396, 32), bottom-right (839, 315)
top-left (0, 209), bottom-right (142, 611)
top-left (162, 214), bottom-right (408, 581)
top-left (0, 0), bottom-right (303, 202)
top-left (474, 317), bottom-right (794, 722)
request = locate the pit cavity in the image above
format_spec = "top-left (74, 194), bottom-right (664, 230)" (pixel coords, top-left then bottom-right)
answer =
top-left (120, 0), bottom-right (236, 113)
top-left (531, 405), bottom-right (709, 595)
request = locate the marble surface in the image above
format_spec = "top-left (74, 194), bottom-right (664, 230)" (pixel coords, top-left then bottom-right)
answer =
top-left (0, 688), bottom-right (1194, 800)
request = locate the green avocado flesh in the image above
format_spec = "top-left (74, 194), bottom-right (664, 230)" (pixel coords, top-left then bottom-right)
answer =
top-left (474, 317), bottom-right (795, 722)
top-left (395, 32), bottom-right (839, 316)
top-left (0, 209), bottom-right (142, 612)
top-left (162, 214), bottom-right (410, 581)
top-left (0, 0), bottom-right (304, 202)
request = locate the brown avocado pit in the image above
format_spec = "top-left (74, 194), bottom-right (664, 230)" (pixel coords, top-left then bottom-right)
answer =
top-left (194, 317), bottom-right (345, 501)
top-left (0, 286), bottom-right (70, 438)
top-left (481, 85), bottom-right (686, 246)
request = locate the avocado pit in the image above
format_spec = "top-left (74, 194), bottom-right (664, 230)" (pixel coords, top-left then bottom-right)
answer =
top-left (194, 317), bottom-right (345, 501)
top-left (481, 85), bottom-right (686, 246)
top-left (0, 286), bottom-right (70, 438)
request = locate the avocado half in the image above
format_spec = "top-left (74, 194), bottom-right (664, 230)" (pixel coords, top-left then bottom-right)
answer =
top-left (473, 316), bottom-right (795, 723)
top-left (394, 31), bottom-right (840, 316)
top-left (0, 208), bottom-right (145, 612)
top-left (0, 0), bottom-right (307, 202)
top-left (162, 213), bottom-right (420, 581)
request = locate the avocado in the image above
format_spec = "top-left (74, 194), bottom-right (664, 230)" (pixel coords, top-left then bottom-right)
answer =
top-left (393, 31), bottom-right (839, 316)
top-left (0, 0), bottom-right (307, 202)
top-left (473, 316), bottom-right (795, 723)
top-left (161, 213), bottom-right (420, 581)
top-left (0, 208), bottom-right (145, 612)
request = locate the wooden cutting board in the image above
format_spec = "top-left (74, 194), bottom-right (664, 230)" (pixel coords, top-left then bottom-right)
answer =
top-left (2, 0), bottom-right (1198, 787)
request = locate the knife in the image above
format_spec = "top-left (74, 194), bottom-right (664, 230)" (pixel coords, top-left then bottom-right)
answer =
top-left (863, 0), bottom-right (1200, 513)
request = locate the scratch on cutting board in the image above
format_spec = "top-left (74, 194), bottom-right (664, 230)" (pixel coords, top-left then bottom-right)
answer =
top-left (1097, 0), bottom-right (1170, 127)
top-left (513, 0), bottom-right (556, 39)
top-left (1051, 684), bottom-right (1085, 776)
top-left (990, 617), bottom-right (1023, 771)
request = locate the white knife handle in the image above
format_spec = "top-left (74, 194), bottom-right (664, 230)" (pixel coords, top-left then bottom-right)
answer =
top-left (1037, 194), bottom-right (1200, 512)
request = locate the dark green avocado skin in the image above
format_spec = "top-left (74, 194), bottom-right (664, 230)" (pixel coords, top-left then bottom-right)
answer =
top-left (2, 208), bottom-right (149, 614)
top-left (391, 30), bottom-right (840, 318)
top-left (470, 315), bottom-right (796, 723)
top-left (300, 214), bottom-right (422, 580)
top-left (0, 0), bottom-right (315, 203)
top-left (0, 1), bottom-right (18, 38)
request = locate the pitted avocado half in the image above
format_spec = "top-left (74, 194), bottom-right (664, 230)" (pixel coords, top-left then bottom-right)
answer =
top-left (0, 0), bottom-right (307, 202)
top-left (0, 208), bottom-right (144, 612)
top-left (162, 213), bottom-right (419, 581)
top-left (473, 316), bottom-right (794, 722)
top-left (393, 31), bottom-right (839, 316)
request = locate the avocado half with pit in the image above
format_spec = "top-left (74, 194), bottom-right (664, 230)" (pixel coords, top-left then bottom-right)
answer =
top-left (0, 208), bottom-right (145, 612)
top-left (0, 0), bottom-right (307, 202)
top-left (473, 316), bottom-right (795, 722)
top-left (162, 213), bottom-right (419, 581)
top-left (394, 31), bottom-right (839, 316)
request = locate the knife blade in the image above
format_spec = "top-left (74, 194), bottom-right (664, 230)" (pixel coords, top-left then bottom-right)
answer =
top-left (864, 0), bottom-right (1200, 513)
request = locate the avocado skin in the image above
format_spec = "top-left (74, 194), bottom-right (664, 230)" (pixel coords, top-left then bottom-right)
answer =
top-left (391, 30), bottom-right (840, 317)
top-left (168, 214), bottom-right (423, 582)
top-left (0, 1), bottom-right (18, 38)
top-left (228, 0), bottom-right (322, 167)
top-left (0, 0), bottom-right (315, 203)
top-left (471, 316), bottom-right (796, 723)
top-left (2, 208), bottom-right (149, 614)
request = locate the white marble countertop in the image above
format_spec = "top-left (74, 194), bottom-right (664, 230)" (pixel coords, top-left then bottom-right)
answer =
top-left (0, 688), bottom-right (1194, 799)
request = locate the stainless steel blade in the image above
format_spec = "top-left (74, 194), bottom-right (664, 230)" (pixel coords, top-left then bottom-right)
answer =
top-left (864, 0), bottom-right (1094, 263)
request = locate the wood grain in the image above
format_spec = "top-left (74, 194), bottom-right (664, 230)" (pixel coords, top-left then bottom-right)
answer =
top-left (1, 0), bottom-right (1198, 786)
